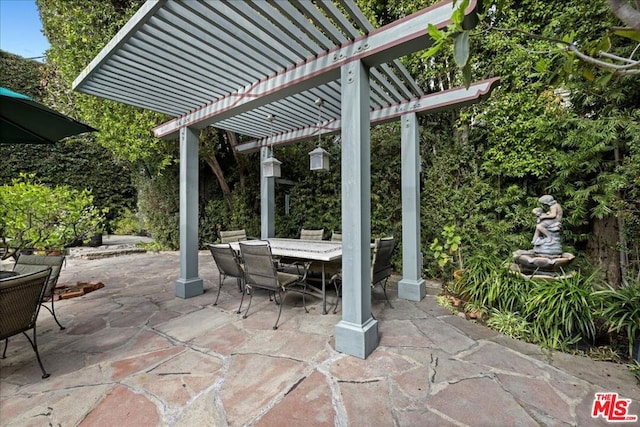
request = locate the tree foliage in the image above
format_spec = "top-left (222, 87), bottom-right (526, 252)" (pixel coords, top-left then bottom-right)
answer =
top-left (427, 0), bottom-right (640, 86)
top-left (38, 0), bottom-right (173, 169)
top-left (0, 51), bottom-right (43, 97)
top-left (0, 49), bottom-right (137, 232)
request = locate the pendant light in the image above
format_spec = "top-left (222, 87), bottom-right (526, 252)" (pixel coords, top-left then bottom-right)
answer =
top-left (309, 98), bottom-right (330, 172)
top-left (262, 114), bottom-right (281, 178)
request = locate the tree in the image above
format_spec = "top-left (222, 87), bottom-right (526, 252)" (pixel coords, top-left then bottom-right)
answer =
top-left (427, 0), bottom-right (640, 87)
top-left (0, 48), bottom-right (137, 234)
top-left (38, 0), bottom-right (258, 247)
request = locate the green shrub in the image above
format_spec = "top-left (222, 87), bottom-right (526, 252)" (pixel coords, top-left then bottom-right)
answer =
top-left (137, 173), bottom-right (179, 250)
top-left (524, 272), bottom-right (599, 349)
top-left (594, 282), bottom-right (640, 358)
top-left (455, 253), bottom-right (531, 312)
top-left (487, 310), bottom-right (532, 341)
top-left (436, 295), bottom-right (457, 314)
top-left (628, 361), bottom-right (640, 384)
top-left (111, 208), bottom-right (145, 235)
top-left (0, 173), bottom-right (105, 258)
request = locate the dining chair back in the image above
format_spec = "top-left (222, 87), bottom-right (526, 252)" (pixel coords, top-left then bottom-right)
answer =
top-left (220, 229), bottom-right (248, 243)
top-left (0, 268), bottom-right (52, 378)
top-left (300, 228), bottom-right (324, 240)
top-left (371, 237), bottom-right (396, 308)
top-left (13, 254), bottom-right (66, 330)
top-left (206, 243), bottom-right (245, 306)
top-left (239, 241), bottom-right (308, 329)
top-left (330, 236), bottom-right (396, 313)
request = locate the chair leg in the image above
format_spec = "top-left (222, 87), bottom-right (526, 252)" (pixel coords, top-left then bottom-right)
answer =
top-left (273, 289), bottom-right (286, 330)
top-left (40, 298), bottom-right (65, 330)
top-left (301, 284), bottom-right (308, 314)
top-left (22, 328), bottom-right (49, 379)
top-left (332, 279), bottom-right (342, 314)
top-left (237, 285), bottom-right (248, 314)
top-left (214, 273), bottom-right (223, 306)
top-left (271, 291), bottom-right (280, 305)
top-left (242, 288), bottom-right (254, 319)
top-left (2, 338), bottom-right (8, 358)
top-left (381, 279), bottom-right (394, 309)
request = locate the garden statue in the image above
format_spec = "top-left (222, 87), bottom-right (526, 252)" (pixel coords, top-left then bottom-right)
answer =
top-left (512, 195), bottom-right (574, 279)
top-left (531, 195), bottom-right (563, 256)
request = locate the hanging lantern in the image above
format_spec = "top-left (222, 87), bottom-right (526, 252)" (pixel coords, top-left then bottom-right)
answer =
top-left (309, 98), bottom-right (330, 172)
top-left (262, 153), bottom-right (282, 178)
top-left (262, 114), bottom-right (281, 177)
top-left (309, 146), bottom-right (330, 171)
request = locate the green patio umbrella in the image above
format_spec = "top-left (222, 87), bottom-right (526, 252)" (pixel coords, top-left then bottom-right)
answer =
top-left (0, 86), bottom-right (97, 144)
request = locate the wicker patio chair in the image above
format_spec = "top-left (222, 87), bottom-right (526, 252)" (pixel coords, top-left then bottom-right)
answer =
top-left (239, 241), bottom-right (309, 330)
top-left (206, 243), bottom-right (245, 306)
top-left (13, 254), bottom-right (66, 330)
top-left (0, 268), bottom-right (52, 378)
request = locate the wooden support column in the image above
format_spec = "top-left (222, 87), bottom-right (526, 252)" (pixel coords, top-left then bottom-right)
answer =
top-left (334, 59), bottom-right (378, 359)
top-left (398, 112), bottom-right (426, 301)
top-left (260, 146), bottom-right (276, 239)
top-left (175, 126), bottom-right (203, 298)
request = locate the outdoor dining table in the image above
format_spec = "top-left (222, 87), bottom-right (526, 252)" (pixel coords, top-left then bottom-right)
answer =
top-left (230, 238), bottom-right (342, 314)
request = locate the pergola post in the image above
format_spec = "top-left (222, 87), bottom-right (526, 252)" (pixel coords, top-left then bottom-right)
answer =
top-left (398, 112), bottom-right (426, 301)
top-left (334, 59), bottom-right (378, 359)
top-left (175, 126), bottom-right (203, 298)
top-left (260, 146), bottom-right (276, 239)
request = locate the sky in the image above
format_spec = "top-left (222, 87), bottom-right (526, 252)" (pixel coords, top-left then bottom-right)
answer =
top-left (0, 0), bottom-right (50, 60)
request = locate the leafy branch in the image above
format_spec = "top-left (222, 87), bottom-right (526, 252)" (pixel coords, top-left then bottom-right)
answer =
top-left (424, 0), bottom-right (640, 87)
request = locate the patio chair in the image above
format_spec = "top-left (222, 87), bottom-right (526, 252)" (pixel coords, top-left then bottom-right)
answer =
top-left (206, 243), bottom-right (245, 306)
top-left (13, 254), bottom-right (66, 330)
top-left (219, 229), bottom-right (248, 244)
top-left (239, 241), bottom-right (309, 330)
top-left (300, 228), bottom-right (324, 240)
top-left (0, 268), bottom-right (52, 378)
top-left (330, 236), bottom-right (396, 313)
top-left (277, 228), bottom-right (325, 270)
top-left (371, 237), bottom-right (396, 309)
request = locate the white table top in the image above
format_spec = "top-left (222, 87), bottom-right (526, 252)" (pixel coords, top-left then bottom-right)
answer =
top-left (229, 238), bottom-right (342, 262)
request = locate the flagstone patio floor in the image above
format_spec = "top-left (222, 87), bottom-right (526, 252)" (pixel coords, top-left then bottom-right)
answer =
top-left (1, 248), bottom-right (638, 426)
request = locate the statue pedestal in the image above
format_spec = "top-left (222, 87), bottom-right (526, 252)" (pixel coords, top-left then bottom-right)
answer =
top-left (512, 249), bottom-right (575, 279)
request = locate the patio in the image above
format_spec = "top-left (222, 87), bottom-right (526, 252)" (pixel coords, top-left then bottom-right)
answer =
top-left (1, 250), bottom-right (637, 426)
top-left (71, 0), bottom-right (499, 358)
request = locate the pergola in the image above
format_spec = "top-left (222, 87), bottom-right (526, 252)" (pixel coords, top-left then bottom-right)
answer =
top-left (73, 0), bottom-right (497, 358)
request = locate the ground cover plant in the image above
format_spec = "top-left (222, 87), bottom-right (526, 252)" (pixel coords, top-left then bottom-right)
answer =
top-left (439, 252), bottom-right (640, 381)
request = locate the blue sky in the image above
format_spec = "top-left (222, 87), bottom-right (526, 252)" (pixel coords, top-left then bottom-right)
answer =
top-left (0, 0), bottom-right (50, 60)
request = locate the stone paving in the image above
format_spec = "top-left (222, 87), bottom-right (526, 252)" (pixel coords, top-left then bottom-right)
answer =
top-left (1, 249), bottom-right (638, 426)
